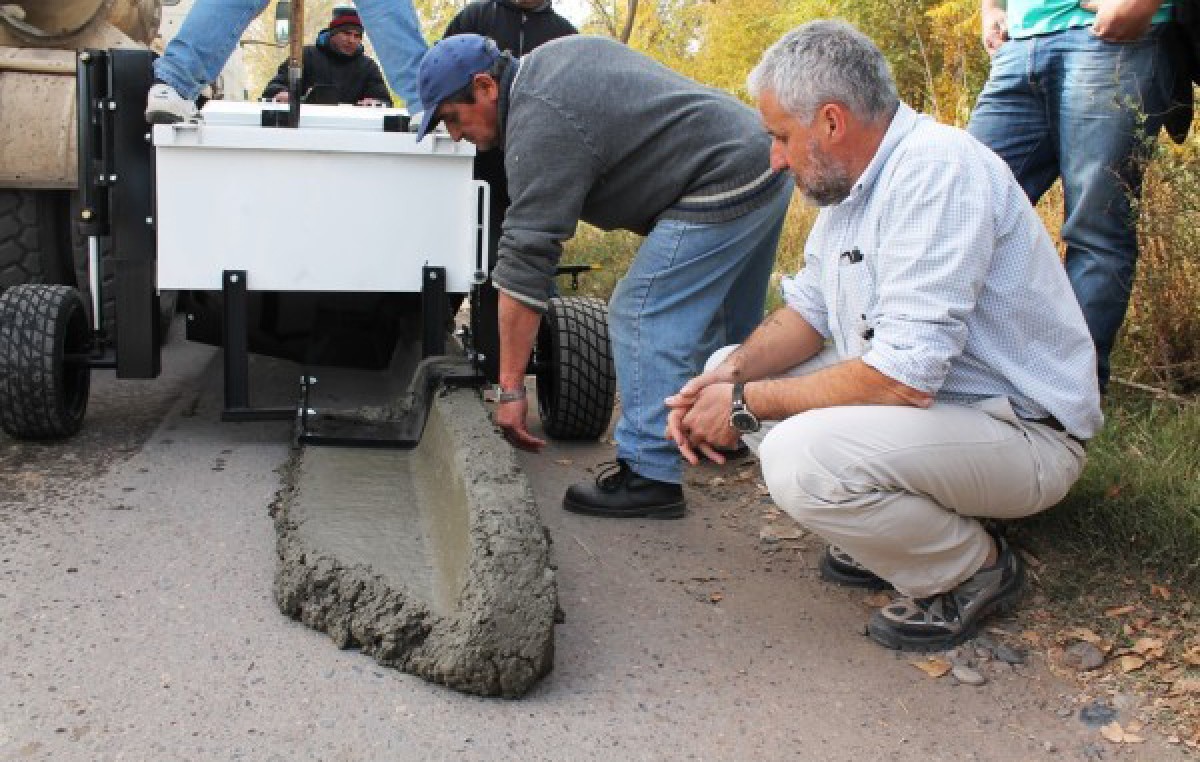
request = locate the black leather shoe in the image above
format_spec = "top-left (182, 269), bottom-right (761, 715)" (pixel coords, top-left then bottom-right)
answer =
top-left (563, 460), bottom-right (686, 519)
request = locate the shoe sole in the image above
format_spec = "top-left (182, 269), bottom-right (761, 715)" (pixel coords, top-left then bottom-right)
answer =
top-left (818, 553), bottom-right (892, 590)
top-left (866, 567), bottom-right (1025, 652)
top-left (145, 109), bottom-right (194, 125)
top-left (561, 496), bottom-right (686, 520)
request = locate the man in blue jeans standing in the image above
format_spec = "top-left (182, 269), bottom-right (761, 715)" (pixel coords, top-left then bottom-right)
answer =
top-left (967, 0), bottom-right (1177, 392)
top-left (415, 35), bottom-right (791, 518)
top-left (146, 0), bottom-right (428, 123)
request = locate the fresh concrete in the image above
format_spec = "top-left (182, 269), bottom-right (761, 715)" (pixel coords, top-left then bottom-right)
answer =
top-left (273, 387), bottom-right (557, 698)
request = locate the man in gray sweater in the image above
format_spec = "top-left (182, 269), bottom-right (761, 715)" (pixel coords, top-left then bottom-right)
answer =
top-left (416, 34), bottom-right (791, 518)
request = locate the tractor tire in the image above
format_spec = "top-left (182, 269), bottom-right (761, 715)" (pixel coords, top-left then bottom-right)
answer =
top-left (0, 189), bottom-right (68, 293)
top-left (0, 284), bottom-right (92, 440)
top-left (534, 296), bottom-right (616, 441)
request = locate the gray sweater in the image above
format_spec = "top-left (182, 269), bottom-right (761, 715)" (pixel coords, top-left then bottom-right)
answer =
top-left (492, 36), bottom-right (785, 311)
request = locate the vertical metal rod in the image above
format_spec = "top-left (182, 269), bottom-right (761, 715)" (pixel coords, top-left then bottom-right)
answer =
top-left (222, 270), bottom-right (250, 412)
top-left (88, 236), bottom-right (102, 332)
top-left (422, 266), bottom-right (447, 358)
top-left (288, 0), bottom-right (305, 127)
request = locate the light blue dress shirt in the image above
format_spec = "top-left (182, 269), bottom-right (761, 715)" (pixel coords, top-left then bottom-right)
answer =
top-left (782, 104), bottom-right (1104, 439)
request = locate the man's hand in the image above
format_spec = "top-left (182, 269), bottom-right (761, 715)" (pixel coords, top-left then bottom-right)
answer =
top-left (493, 395), bottom-right (546, 452)
top-left (272, 91), bottom-right (290, 103)
top-left (1083, 0), bottom-right (1162, 41)
top-left (982, 4), bottom-right (1009, 55)
top-left (665, 372), bottom-right (741, 466)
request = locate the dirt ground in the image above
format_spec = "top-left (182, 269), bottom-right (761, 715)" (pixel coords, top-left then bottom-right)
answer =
top-left (0, 330), bottom-right (1195, 760)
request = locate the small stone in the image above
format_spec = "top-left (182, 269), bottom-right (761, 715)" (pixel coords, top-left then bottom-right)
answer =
top-left (1078, 701), bottom-right (1117, 728)
top-left (944, 647), bottom-right (967, 665)
top-left (758, 527), bottom-right (781, 544)
top-left (952, 665), bottom-right (986, 686)
top-left (1111, 692), bottom-right (1141, 713)
top-left (992, 643), bottom-right (1025, 665)
top-left (1043, 741), bottom-right (1057, 753)
top-left (1062, 641), bottom-right (1105, 671)
top-left (1056, 707), bottom-right (1074, 718)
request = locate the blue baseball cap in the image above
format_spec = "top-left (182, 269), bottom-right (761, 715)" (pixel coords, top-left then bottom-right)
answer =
top-left (415, 34), bottom-right (502, 141)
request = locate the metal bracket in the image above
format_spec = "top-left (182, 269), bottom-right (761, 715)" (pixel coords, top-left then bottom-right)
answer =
top-left (220, 269), bottom-right (293, 422)
top-left (294, 356), bottom-right (484, 448)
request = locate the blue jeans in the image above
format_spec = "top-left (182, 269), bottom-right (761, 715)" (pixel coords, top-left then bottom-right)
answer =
top-left (154, 0), bottom-right (428, 112)
top-left (609, 181), bottom-right (793, 484)
top-left (967, 25), bottom-right (1175, 390)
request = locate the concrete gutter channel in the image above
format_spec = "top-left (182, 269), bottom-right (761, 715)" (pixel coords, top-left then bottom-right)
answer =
top-left (269, 385), bottom-right (557, 698)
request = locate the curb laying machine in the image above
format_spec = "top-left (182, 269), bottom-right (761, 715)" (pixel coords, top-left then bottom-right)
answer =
top-left (0, 42), bottom-right (616, 448)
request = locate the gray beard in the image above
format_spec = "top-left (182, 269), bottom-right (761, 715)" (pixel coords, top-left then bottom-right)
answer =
top-left (799, 140), bottom-right (854, 207)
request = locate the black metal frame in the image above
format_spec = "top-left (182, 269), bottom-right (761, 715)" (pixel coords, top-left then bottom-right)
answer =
top-left (77, 48), bottom-right (163, 376)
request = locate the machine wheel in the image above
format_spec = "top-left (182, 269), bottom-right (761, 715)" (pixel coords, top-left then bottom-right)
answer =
top-left (0, 284), bottom-right (92, 439)
top-left (534, 296), bottom-right (616, 440)
top-left (0, 189), bottom-right (68, 292)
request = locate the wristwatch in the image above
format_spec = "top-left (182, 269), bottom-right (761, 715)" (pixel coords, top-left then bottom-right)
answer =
top-left (493, 385), bottom-right (527, 403)
top-left (729, 382), bottom-right (761, 433)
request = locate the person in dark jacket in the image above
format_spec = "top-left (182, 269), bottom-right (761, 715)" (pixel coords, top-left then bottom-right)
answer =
top-left (441, 1), bottom-right (577, 381)
top-left (445, 0), bottom-right (577, 56)
top-left (262, 7), bottom-right (392, 105)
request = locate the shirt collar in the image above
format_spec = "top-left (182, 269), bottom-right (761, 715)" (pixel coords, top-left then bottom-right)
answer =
top-left (495, 55), bottom-right (521, 151)
top-left (840, 102), bottom-right (920, 204)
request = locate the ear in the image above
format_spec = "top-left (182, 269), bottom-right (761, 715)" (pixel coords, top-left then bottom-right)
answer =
top-left (472, 73), bottom-right (500, 103)
top-left (817, 102), bottom-right (849, 144)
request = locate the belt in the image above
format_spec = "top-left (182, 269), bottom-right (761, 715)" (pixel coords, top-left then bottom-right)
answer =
top-left (1029, 416), bottom-right (1087, 446)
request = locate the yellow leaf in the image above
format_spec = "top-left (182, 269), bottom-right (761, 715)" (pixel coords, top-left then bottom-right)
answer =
top-left (1170, 678), bottom-right (1200, 696)
top-left (709, 591), bottom-right (723, 603)
top-left (1119, 655), bottom-right (1146, 673)
top-left (1183, 645), bottom-right (1200, 667)
top-left (1132, 637), bottom-right (1166, 655)
top-left (1104, 605), bottom-right (1136, 617)
top-left (1101, 722), bottom-right (1126, 743)
top-left (910, 658), bottom-right (952, 678)
top-left (1064, 627), bottom-right (1105, 644)
top-left (864, 592), bottom-right (892, 608)
top-left (1150, 584), bottom-right (1171, 600)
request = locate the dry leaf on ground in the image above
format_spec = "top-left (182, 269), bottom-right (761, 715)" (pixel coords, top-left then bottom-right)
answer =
top-left (863, 592), bottom-right (892, 608)
top-left (1100, 721), bottom-right (1145, 744)
top-left (911, 658), bottom-right (952, 678)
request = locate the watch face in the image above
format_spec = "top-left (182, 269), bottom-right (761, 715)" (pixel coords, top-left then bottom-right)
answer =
top-left (730, 409), bottom-right (760, 433)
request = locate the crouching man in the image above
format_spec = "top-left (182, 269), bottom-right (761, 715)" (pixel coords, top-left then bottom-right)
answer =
top-left (666, 20), bottom-right (1103, 651)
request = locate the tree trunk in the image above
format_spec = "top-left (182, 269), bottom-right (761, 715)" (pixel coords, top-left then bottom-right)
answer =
top-left (619, 0), bottom-right (637, 43)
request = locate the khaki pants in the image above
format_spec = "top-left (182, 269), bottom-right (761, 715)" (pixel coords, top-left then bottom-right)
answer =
top-left (709, 347), bottom-right (1088, 597)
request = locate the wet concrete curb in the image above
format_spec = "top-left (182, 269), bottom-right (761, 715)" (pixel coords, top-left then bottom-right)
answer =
top-left (271, 387), bottom-right (556, 697)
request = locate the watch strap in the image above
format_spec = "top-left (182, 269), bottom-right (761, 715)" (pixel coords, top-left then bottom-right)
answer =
top-left (494, 385), bottom-right (527, 403)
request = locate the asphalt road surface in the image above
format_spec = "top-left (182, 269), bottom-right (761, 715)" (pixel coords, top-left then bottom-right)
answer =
top-left (0, 325), bottom-right (1184, 761)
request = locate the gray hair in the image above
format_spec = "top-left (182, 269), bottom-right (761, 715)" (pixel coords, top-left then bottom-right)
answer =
top-left (748, 20), bottom-right (898, 125)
